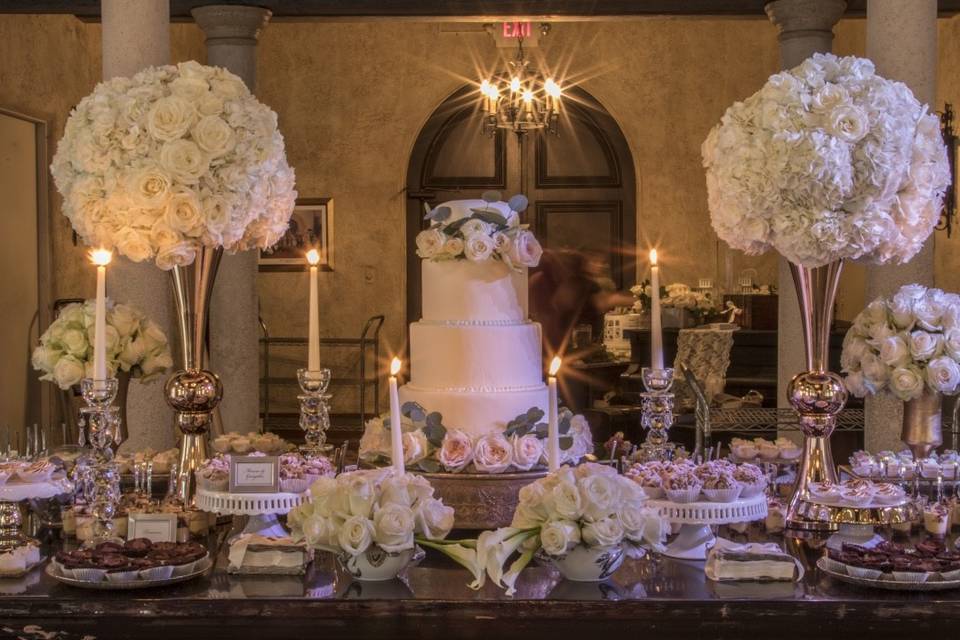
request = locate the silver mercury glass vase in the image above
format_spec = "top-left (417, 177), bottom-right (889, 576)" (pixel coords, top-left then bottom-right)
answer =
top-left (165, 246), bottom-right (224, 504)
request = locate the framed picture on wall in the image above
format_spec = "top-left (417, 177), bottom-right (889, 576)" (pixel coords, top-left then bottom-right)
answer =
top-left (259, 197), bottom-right (334, 272)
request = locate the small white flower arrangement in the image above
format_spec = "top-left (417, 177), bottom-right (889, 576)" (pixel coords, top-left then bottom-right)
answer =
top-left (630, 282), bottom-right (718, 320)
top-left (31, 299), bottom-right (173, 389)
top-left (702, 53), bottom-right (950, 268)
top-left (51, 61), bottom-right (297, 269)
top-left (359, 404), bottom-right (595, 474)
top-left (415, 191), bottom-right (542, 269)
top-left (842, 284), bottom-right (960, 400)
top-left (477, 464), bottom-right (668, 595)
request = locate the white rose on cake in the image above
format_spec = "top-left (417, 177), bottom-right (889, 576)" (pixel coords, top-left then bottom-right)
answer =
top-left (463, 232), bottom-right (496, 262)
top-left (473, 433), bottom-right (513, 473)
top-left (511, 434), bottom-right (543, 472)
top-left (402, 430), bottom-right (429, 466)
top-left (508, 230), bottom-right (543, 268)
top-left (438, 429), bottom-right (473, 472)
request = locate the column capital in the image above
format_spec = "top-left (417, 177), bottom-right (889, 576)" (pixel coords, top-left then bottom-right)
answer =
top-left (765, 0), bottom-right (846, 40)
top-left (191, 4), bottom-right (271, 44)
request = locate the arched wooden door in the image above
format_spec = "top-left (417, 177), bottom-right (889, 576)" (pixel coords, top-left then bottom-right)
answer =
top-left (405, 86), bottom-right (637, 327)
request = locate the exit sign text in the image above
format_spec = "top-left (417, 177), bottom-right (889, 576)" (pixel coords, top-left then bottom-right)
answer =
top-left (502, 21), bottom-right (532, 39)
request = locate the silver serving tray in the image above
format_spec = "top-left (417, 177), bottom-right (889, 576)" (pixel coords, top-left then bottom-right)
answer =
top-left (46, 555), bottom-right (212, 590)
top-left (817, 556), bottom-right (960, 592)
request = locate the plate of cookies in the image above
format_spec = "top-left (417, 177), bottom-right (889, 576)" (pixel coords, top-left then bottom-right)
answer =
top-left (47, 539), bottom-right (211, 589)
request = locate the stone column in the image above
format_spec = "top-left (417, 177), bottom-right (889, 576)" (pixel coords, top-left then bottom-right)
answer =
top-left (864, 0), bottom-right (938, 452)
top-left (765, 0), bottom-right (846, 422)
top-left (102, 0), bottom-right (175, 452)
top-left (192, 5), bottom-right (271, 436)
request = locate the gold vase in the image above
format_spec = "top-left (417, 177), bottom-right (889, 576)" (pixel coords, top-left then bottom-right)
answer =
top-left (165, 246), bottom-right (224, 503)
top-left (784, 259), bottom-right (848, 531)
top-left (901, 389), bottom-right (942, 459)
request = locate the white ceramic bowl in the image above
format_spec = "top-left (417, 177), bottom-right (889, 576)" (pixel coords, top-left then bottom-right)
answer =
top-left (548, 545), bottom-right (625, 582)
top-left (339, 546), bottom-right (415, 582)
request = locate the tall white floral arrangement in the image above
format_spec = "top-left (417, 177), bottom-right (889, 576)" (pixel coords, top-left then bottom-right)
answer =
top-left (842, 284), bottom-right (960, 400)
top-left (702, 53), bottom-right (950, 267)
top-left (51, 61), bottom-right (297, 269)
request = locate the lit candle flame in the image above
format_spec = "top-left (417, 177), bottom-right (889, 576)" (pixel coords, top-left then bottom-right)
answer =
top-left (510, 77), bottom-right (521, 93)
top-left (390, 357), bottom-right (402, 377)
top-left (549, 356), bottom-right (562, 377)
top-left (480, 79), bottom-right (490, 94)
top-left (545, 78), bottom-right (562, 98)
top-left (649, 249), bottom-right (658, 266)
top-left (305, 249), bottom-right (320, 266)
top-left (89, 249), bottom-right (112, 266)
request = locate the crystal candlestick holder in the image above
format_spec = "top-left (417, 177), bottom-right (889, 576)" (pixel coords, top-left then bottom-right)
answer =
top-left (78, 377), bottom-right (123, 547)
top-left (638, 367), bottom-right (676, 462)
top-left (297, 368), bottom-right (334, 457)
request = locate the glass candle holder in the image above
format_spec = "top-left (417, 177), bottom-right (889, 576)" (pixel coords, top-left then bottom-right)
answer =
top-left (297, 368), bottom-right (334, 458)
top-left (78, 377), bottom-right (122, 546)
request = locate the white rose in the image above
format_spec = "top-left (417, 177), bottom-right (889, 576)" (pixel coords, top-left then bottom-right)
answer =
top-left (909, 330), bottom-right (942, 362)
top-left (118, 337), bottom-right (146, 371)
top-left (61, 328), bottom-right (88, 357)
top-left (31, 344), bottom-right (61, 373)
top-left (191, 115), bottom-right (235, 158)
top-left (52, 356), bottom-right (85, 390)
top-left (844, 370), bottom-right (870, 397)
top-left (550, 480), bottom-right (583, 521)
top-left (169, 75), bottom-right (210, 101)
top-left (516, 481), bottom-right (549, 522)
top-left (210, 73), bottom-right (247, 100)
top-left (581, 517), bottom-right (624, 548)
top-left (473, 433), bottom-right (513, 473)
top-left (155, 241), bottom-right (197, 270)
top-left (492, 231), bottom-right (512, 254)
top-left (438, 429), bottom-right (473, 472)
top-left (914, 297), bottom-right (944, 332)
top-left (372, 503), bottom-right (415, 553)
top-left (878, 335), bottom-right (910, 368)
top-left (890, 366), bottom-right (925, 401)
top-left (415, 228), bottom-right (446, 259)
top-left (508, 230), bottom-right (543, 267)
top-left (578, 473), bottom-right (620, 522)
top-left (114, 228), bottom-right (154, 263)
top-left (402, 430), bottom-right (429, 466)
top-left (619, 506), bottom-right (668, 546)
top-left (899, 284), bottom-right (928, 300)
top-left (302, 514), bottom-right (338, 549)
top-left (159, 139), bottom-right (209, 184)
top-left (511, 434), bottom-right (543, 472)
top-left (442, 236), bottom-right (464, 257)
top-left (165, 189), bottom-right (205, 237)
top-left (810, 83), bottom-right (849, 113)
top-left (926, 356), bottom-right (960, 394)
top-left (944, 329), bottom-right (960, 361)
top-left (344, 473), bottom-right (378, 518)
top-left (414, 497), bottom-right (454, 540)
top-left (126, 165), bottom-right (171, 209)
top-left (337, 514), bottom-right (374, 556)
top-left (827, 105), bottom-right (869, 143)
top-left (463, 232), bottom-right (496, 262)
top-left (889, 295), bottom-right (917, 330)
top-left (565, 414), bottom-right (595, 462)
top-left (197, 93), bottom-right (224, 116)
top-left (139, 350), bottom-right (173, 377)
top-left (460, 219), bottom-right (491, 237)
top-left (841, 335), bottom-right (870, 371)
top-left (540, 520), bottom-right (581, 556)
top-left (860, 352), bottom-right (889, 386)
top-left (145, 95), bottom-right (196, 142)
top-left (109, 304), bottom-right (140, 338)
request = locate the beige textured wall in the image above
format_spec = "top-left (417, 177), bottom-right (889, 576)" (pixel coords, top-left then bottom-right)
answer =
top-left (4, 14), bottom-right (960, 398)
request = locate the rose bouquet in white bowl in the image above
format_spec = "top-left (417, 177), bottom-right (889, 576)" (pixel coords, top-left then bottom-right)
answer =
top-left (32, 299), bottom-right (172, 389)
top-left (287, 468), bottom-right (478, 581)
top-left (477, 463), bottom-right (668, 594)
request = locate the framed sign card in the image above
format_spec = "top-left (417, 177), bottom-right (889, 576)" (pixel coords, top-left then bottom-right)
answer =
top-left (230, 455), bottom-right (280, 493)
top-left (128, 513), bottom-right (178, 543)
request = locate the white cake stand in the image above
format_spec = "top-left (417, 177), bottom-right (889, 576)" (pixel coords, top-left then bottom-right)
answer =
top-left (0, 478), bottom-right (74, 552)
top-left (647, 493), bottom-right (768, 560)
top-left (194, 488), bottom-right (308, 539)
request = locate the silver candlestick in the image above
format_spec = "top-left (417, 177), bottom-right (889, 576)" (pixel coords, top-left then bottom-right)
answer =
top-left (78, 377), bottom-right (123, 546)
top-left (638, 367), bottom-right (676, 462)
top-left (297, 368), bottom-right (334, 457)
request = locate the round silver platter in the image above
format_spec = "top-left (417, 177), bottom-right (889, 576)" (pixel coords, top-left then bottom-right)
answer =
top-left (817, 556), bottom-right (960, 592)
top-left (46, 555), bottom-right (212, 590)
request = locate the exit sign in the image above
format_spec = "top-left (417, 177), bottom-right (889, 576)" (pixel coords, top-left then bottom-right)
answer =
top-left (502, 21), bottom-right (532, 39)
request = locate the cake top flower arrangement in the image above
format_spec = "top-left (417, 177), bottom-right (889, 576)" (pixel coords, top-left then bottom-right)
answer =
top-left (51, 60), bottom-right (297, 269)
top-left (415, 192), bottom-right (543, 269)
top-left (32, 299), bottom-right (172, 389)
top-left (702, 53), bottom-right (949, 267)
top-left (841, 284), bottom-right (960, 400)
top-left (359, 403), bottom-right (595, 474)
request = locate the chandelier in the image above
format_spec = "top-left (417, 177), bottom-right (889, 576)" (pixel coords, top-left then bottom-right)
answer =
top-left (479, 40), bottom-right (562, 137)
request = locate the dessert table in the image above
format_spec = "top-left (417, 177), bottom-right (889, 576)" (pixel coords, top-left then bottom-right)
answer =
top-left (1, 527), bottom-right (958, 639)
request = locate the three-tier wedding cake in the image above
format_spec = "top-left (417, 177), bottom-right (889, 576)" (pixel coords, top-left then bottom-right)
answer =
top-left (360, 195), bottom-right (593, 477)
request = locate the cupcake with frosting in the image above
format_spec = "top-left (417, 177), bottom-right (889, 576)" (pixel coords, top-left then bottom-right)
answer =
top-left (302, 455), bottom-right (335, 483)
top-left (17, 461), bottom-right (56, 483)
top-left (703, 470), bottom-right (742, 503)
top-left (625, 462), bottom-right (665, 499)
top-left (839, 479), bottom-right (875, 505)
top-left (730, 438), bottom-right (758, 461)
top-left (775, 437), bottom-right (802, 461)
top-left (757, 440), bottom-right (780, 461)
top-left (873, 482), bottom-right (906, 505)
top-left (809, 480), bottom-right (840, 501)
top-left (195, 456), bottom-right (230, 492)
top-left (733, 464), bottom-right (766, 498)
top-left (664, 468), bottom-right (703, 504)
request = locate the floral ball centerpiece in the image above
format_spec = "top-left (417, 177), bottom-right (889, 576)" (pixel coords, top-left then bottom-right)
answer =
top-left (842, 284), bottom-right (960, 400)
top-left (702, 53), bottom-right (949, 268)
top-left (51, 61), bottom-right (297, 268)
top-left (32, 299), bottom-right (172, 389)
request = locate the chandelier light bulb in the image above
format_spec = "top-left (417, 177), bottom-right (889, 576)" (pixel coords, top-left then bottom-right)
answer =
top-left (480, 79), bottom-right (491, 94)
top-left (510, 77), bottom-right (521, 93)
top-left (522, 89), bottom-right (534, 103)
top-left (545, 78), bottom-right (562, 99)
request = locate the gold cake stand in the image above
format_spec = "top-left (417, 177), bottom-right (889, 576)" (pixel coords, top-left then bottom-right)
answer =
top-left (416, 470), bottom-right (546, 530)
top-left (788, 496), bottom-right (920, 531)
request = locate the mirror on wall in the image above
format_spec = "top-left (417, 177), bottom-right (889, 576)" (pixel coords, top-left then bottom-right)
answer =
top-left (0, 108), bottom-right (52, 442)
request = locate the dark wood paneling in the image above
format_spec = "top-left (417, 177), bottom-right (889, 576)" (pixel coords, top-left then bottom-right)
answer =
top-left (422, 108), bottom-right (506, 189)
top-left (534, 199), bottom-right (626, 289)
top-left (536, 103), bottom-right (621, 188)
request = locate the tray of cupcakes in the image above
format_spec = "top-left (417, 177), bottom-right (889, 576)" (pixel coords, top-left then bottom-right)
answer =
top-left (48, 539), bottom-right (211, 589)
top-left (728, 437), bottom-right (802, 466)
top-left (820, 539), bottom-right (960, 591)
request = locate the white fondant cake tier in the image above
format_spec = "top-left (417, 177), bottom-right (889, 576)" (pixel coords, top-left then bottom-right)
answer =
top-left (399, 384), bottom-right (549, 439)
top-left (409, 321), bottom-right (544, 390)
top-left (421, 259), bottom-right (528, 323)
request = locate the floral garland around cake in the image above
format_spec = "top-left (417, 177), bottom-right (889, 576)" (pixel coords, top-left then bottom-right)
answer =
top-left (51, 61), bottom-right (297, 269)
top-left (31, 299), bottom-right (172, 389)
top-left (415, 191), bottom-right (543, 269)
top-left (702, 53), bottom-right (950, 268)
top-left (359, 403), bottom-right (595, 474)
top-left (841, 284), bottom-right (960, 400)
